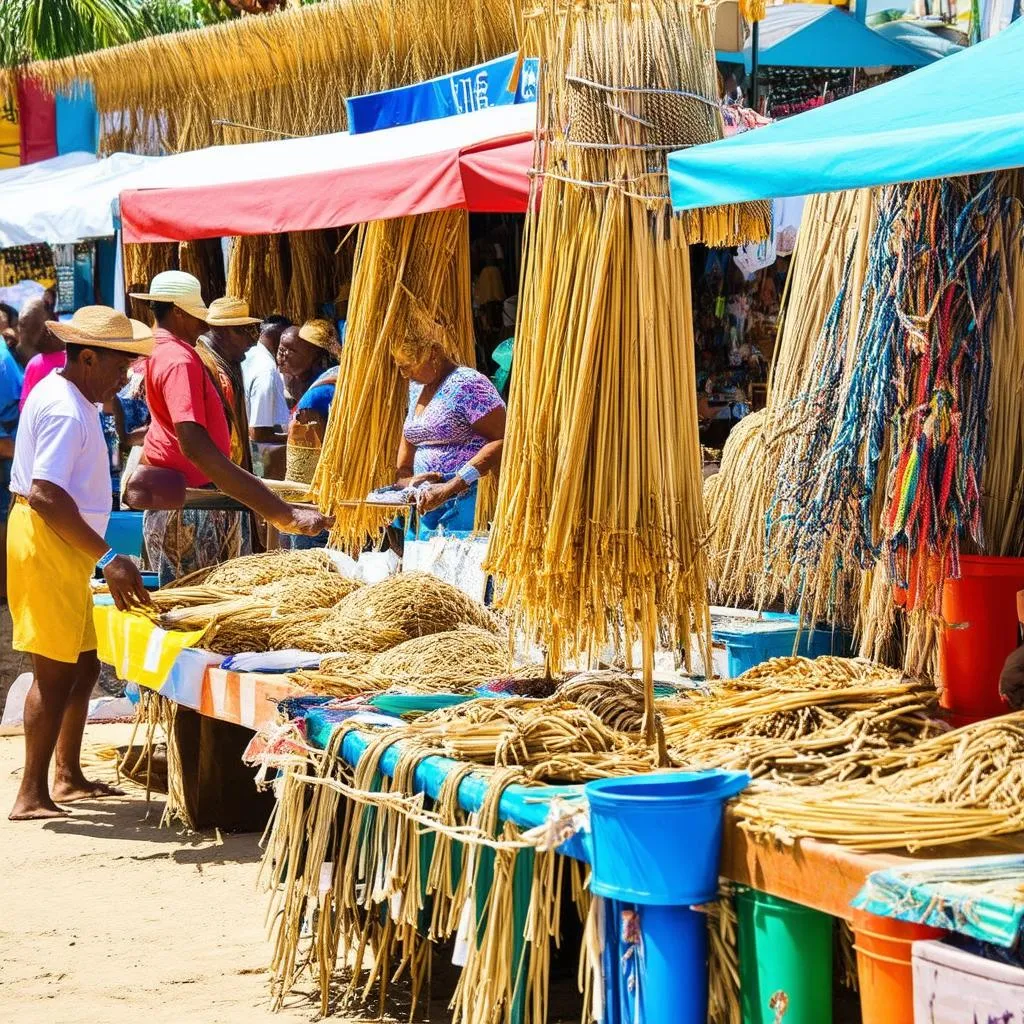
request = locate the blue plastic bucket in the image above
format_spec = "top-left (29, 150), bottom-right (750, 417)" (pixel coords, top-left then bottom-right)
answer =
top-left (641, 904), bottom-right (709, 1024)
top-left (584, 770), bottom-right (749, 906)
top-left (713, 618), bottom-right (851, 678)
top-left (105, 511), bottom-right (145, 558)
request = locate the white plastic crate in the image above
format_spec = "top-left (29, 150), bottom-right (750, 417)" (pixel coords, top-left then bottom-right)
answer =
top-left (913, 939), bottom-right (1024, 1023)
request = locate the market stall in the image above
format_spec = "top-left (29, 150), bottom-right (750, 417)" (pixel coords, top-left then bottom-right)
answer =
top-left (69, 6), bottom-right (1024, 1024)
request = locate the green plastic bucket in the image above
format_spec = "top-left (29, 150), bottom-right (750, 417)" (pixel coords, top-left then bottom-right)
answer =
top-left (735, 888), bottom-right (833, 1024)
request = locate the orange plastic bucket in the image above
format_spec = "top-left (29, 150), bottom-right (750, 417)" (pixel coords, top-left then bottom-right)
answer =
top-left (939, 555), bottom-right (1024, 723)
top-left (852, 910), bottom-right (946, 1024)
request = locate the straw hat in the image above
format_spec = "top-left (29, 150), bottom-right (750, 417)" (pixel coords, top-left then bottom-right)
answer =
top-left (46, 306), bottom-right (154, 357)
top-left (205, 296), bottom-right (260, 327)
top-left (129, 270), bottom-right (209, 321)
top-left (298, 318), bottom-right (340, 357)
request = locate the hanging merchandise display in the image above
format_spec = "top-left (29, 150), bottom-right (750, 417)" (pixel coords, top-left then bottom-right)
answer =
top-left (0, 241), bottom-right (55, 289)
top-left (768, 178), bottom-right (1005, 619)
top-left (486, 0), bottom-right (771, 736)
top-left (704, 189), bottom-right (867, 618)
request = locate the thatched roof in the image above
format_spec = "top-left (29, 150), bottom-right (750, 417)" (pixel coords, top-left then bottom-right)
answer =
top-left (2, 0), bottom-right (516, 154)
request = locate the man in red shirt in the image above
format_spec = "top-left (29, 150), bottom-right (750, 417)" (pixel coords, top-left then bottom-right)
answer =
top-left (129, 272), bottom-right (330, 583)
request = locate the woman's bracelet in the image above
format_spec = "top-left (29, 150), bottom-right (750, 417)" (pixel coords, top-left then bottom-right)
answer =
top-left (456, 464), bottom-right (481, 486)
top-left (97, 548), bottom-right (118, 570)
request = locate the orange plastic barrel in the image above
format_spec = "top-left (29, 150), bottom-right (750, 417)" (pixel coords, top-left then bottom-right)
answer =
top-left (939, 555), bottom-right (1024, 725)
top-left (852, 910), bottom-right (946, 1024)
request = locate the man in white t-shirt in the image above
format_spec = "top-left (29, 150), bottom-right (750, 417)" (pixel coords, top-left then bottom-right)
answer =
top-left (8, 307), bottom-right (153, 821)
top-left (241, 315), bottom-right (291, 476)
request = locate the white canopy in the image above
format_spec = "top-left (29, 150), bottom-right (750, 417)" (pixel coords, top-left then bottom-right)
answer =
top-left (0, 152), bottom-right (157, 248)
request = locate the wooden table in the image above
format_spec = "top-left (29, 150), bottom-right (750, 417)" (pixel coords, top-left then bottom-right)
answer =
top-left (721, 808), bottom-right (1024, 919)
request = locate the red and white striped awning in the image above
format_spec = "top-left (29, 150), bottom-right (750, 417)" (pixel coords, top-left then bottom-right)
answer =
top-left (118, 103), bottom-right (536, 243)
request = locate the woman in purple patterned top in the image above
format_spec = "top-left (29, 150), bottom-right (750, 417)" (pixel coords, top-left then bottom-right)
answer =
top-left (392, 323), bottom-right (506, 531)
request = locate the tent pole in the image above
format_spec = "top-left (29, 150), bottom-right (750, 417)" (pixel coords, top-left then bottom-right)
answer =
top-left (750, 21), bottom-right (760, 110)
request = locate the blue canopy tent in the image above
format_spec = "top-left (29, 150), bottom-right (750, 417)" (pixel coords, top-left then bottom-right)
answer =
top-left (715, 4), bottom-right (933, 68)
top-left (669, 19), bottom-right (1024, 211)
top-left (873, 20), bottom-right (964, 60)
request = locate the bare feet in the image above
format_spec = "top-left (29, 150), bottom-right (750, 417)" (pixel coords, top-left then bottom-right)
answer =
top-left (51, 777), bottom-right (125, 803)
top-left (9, 793), bottom-right (69, 821)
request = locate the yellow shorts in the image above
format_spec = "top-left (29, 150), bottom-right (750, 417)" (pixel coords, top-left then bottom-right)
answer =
top-left (8, 500), bottom-right (97, 664)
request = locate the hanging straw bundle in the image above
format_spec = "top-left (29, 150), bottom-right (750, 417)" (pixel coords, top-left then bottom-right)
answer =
top-left (487, 0), bottom-right (769, 738)
top-left (284, 229), bottom-right (338, 322)
top-left (177, 238), bottom-right (226, 302)
top-left (225, 233), bottom-right (289, 318)
top-left (123, 242), bottom-right (178, 323)
top-left (311, 212), bottom-right (476, 550)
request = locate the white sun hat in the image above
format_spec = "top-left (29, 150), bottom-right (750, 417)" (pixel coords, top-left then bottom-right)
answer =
top-left (46, 306), bottom-right (154, 357)
top-left (129, 270), bottom-right (209, 321)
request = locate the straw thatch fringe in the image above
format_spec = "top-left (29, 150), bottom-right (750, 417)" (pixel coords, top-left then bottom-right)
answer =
top-left (7, 0), bottom-right (517, 154)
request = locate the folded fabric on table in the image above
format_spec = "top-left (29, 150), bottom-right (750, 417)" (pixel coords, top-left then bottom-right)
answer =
top-left (220, 649), bottom-right (328, 674)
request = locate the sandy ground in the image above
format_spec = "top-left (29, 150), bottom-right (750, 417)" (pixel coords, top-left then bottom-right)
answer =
top-left (0, 723), bottom-right (324, 1024)
top-left (0, 724), bottom-right (587, 1024)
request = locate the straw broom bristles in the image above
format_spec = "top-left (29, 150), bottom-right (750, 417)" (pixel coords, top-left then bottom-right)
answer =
top-left (12, 0), bottom-right (517, 154)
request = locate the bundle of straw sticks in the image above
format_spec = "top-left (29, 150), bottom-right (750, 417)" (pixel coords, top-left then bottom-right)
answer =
top-left (261, 725), bottom-right (587, 1023)
top-left (487, 0), bottom-right (769, 700)
top-left (312, 212), bottom-right (478, 550)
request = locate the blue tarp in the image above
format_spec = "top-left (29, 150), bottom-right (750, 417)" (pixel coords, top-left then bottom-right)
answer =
top-left (715, 4), bottom-right (932, 68)
top-left (301, 703), bottom-right (590, 861)
top-left (670, 20), bottom-right (1024, 211)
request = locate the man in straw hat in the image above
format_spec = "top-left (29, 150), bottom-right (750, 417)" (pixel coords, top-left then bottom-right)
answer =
top-left (8, 307), bottom-right (153, 820)
top-left (198, 296), bottom-right (260, 473)
top-left (129, 272), bottom-right (330, 584)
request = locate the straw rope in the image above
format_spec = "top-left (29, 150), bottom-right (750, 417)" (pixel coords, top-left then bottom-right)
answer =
top-left (735, 711), bottom-right (1024, 851)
